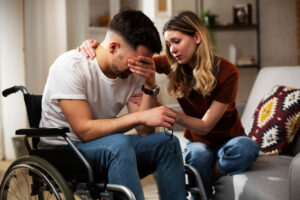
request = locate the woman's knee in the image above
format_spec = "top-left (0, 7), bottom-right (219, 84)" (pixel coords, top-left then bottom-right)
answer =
top-left (218, 136), bottom-right (259, 174)
top-left (226, 136), bottom-right (259, 159)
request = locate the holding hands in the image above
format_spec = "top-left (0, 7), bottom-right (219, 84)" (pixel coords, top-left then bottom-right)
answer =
top-left (139, 106), bottom-right (176, 130)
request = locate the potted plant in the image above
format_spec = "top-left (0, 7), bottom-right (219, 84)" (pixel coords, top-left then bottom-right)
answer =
top-left (200, 10), bottom-right (218, 27)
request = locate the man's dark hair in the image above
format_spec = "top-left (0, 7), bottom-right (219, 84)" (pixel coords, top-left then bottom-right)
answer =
top-left (109, 10), bottom-right (162, 54)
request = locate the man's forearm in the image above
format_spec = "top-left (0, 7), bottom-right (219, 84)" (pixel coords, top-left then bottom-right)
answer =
top-left (138, 93), bottom-right (159, 111)
top-left (76, 112), bottom-right (141, 142)
top-left (135, 93), bottom-right (159, 135)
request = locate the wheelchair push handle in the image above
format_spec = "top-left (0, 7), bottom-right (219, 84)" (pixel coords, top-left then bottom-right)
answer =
top-left (2, 85), bottom-right (28, 97)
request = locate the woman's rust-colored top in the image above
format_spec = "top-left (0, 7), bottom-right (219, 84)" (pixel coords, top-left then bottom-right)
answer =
top-left (154, 55), bottom-right (244, 149)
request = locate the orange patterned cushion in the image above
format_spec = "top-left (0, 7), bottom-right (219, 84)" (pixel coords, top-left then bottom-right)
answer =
top-left (246, 85), bottom-right (300, 155)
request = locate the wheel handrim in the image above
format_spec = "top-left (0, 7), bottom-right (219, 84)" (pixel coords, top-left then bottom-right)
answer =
top-left (0, 164), bottom-right (65, 200)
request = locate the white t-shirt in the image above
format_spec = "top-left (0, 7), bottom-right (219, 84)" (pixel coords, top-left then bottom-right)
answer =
top-left (39, 50), bottom-right (143, 148)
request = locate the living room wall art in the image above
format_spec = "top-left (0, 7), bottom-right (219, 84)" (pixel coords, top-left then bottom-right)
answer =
top-left (156, 0), bottom-right (172, 17)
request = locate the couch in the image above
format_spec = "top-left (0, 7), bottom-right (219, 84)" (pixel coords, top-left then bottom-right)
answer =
top-left (212, 66), bottom-right (300, 200)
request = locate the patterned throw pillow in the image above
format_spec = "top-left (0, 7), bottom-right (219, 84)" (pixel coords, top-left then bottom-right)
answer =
top-left (245, 85), bottom-right (300, 155)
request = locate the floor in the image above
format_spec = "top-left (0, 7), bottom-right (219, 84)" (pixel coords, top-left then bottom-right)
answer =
top-left (0, 160), bottom-right (12, 183)
top-left (0, 160), bottom-right (159, 199)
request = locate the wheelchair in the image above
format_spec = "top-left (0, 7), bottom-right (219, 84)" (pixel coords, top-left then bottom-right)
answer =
top-left (0, 85), bottom-right (208, 200)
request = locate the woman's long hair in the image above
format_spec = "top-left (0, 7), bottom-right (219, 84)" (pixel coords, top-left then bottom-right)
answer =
top-left (163, 11), bottom-right (220, 98)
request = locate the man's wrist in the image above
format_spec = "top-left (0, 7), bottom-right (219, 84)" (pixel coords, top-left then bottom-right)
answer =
top-left (133, 111), bottom-right (143, 126)
top-left (141, 84), bottom-right (160, 97)
top-left (143, 82), bottom-right (156, 90)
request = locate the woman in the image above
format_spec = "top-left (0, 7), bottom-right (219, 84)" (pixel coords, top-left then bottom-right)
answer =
top-left (79, 11), bottom-right (259, 199)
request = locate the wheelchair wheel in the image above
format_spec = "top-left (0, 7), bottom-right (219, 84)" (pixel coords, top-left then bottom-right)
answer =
top-left (0, 155), bottom-right (74, 200)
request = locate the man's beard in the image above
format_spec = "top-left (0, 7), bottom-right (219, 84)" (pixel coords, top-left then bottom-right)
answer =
top-left (119, 70), bottom-right (132, 79)
top-left (111, 63), bottom-right (132, 79)
top-left (111, 53), bottom-right (132, 79)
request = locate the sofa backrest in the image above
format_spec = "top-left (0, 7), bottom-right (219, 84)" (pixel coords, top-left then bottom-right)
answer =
top-left (241, 66), bottom-right (300, 156)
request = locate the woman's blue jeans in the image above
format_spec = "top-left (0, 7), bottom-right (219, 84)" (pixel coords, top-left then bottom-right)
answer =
top-left (66, 132), bottom-right (186, 200)
top-left (184, 136), bottom-right (259, 199)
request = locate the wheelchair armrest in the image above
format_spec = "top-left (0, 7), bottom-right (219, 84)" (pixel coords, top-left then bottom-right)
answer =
top-left (16, 127), bottom-right (70, 137)
top-left (17, 127), bottom-right (95, 183)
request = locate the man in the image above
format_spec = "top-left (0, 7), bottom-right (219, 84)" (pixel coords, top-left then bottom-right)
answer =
top-left (39, 10), bottom-right (186, 200)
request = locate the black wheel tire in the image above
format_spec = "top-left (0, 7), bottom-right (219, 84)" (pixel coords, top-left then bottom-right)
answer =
top-left (0, 155), bottom-right (74, 200)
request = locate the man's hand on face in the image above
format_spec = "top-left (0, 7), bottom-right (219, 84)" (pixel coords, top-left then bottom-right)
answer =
top-left (127, 56), bottom-right (156, 88)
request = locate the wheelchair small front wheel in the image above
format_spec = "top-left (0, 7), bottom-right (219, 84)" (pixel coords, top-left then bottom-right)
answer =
top-left (0, 155), bottom-right (74, 200)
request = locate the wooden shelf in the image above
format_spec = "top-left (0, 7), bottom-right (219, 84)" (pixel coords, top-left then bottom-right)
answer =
top-left (209, 24), bottom-right (258, 31)
top-left (89, 26), bottom-right (107, 34)
top-left (237, 64), bottom-right (259, 69)
top-left (199, 0), bottom-right (260, 70)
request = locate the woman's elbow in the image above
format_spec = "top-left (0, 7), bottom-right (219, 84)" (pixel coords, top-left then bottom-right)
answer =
top-left (195, 124), bottom-right (214, 136)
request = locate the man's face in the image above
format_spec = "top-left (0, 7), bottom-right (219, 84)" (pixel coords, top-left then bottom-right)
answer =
top-left (111, 45), bottom-right (154, 79)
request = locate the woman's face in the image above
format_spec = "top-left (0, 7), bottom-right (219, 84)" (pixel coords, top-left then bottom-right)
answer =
top-left (164, 30), bottom-right (200, 66)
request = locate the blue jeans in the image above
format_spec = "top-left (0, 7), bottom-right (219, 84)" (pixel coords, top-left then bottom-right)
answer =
top-left (67, 133), bottom-right (186, 200)
top-left (184, 136), bottom-right (259, 199)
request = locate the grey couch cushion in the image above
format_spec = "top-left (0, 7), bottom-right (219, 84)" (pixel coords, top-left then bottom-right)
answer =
top-left (213, 155), bottom-right (293, 200)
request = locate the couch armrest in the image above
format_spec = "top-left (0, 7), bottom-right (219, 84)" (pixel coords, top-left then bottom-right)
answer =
top-left (289, 152), bottom-right (300, 200)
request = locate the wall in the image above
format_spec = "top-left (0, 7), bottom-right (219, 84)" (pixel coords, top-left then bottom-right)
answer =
top-left (200, 0), bottom-right (297, 67)
top-left (66, 0), bottom-right (89, 50)
top-left (172, 0), bottom-right (196, 15)
top-left (0, 0), bottom-right (3, 160)
top-left (25, 0), bottom-right (68, 95)
top-left (260, 0), bottom-right (297, 66)
top-left (297, 0), bottom-right (300, 64)
top-left (296, 0), bottom-right (300, 65)
top-left (0, 0), bottom-right (27, 160)
top-left (88, 0), bottom-right (142, 45)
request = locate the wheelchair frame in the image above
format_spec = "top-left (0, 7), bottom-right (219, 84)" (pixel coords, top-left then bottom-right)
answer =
top-left (0, 85), bottom-right (207, 200)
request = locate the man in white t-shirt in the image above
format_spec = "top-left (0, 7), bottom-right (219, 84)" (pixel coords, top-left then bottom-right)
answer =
top-left (39, 10), bottom-right (186, 200)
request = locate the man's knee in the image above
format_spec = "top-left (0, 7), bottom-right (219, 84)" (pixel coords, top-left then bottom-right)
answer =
top-left (106, 134), bottom-right (135, 156)
top-left (184, 142), bottom-right (214, 165)
top-left (147, 132), bottom-right (180, 149)
top-left (145, 133), bottom-right (183, 160)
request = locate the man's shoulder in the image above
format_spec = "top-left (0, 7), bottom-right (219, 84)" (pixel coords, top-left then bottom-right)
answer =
top-left (53, 50), bottom-right (86, 67)
top-left (50, 50), bottom-right (92, 76)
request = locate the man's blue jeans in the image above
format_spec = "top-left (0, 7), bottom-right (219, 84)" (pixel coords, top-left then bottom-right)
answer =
top-left (184, 136), bottom-right (259, 199)
top-left (69, 132), bottom-right (186, 200)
